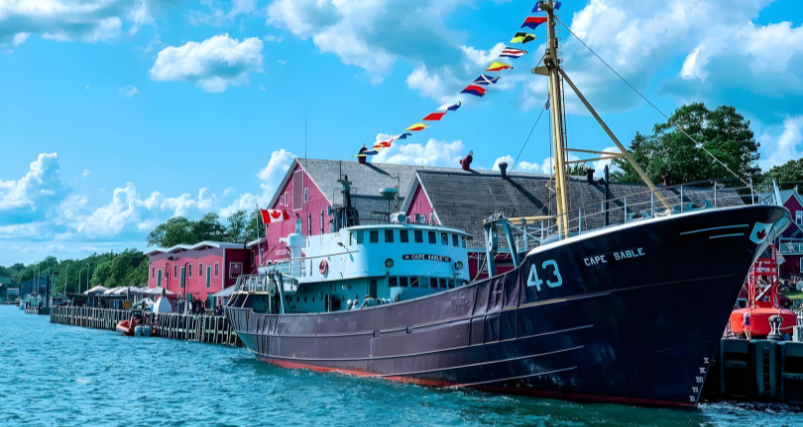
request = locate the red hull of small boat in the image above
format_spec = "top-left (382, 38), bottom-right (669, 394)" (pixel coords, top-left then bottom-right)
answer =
top-left (116, 320), bottom-right (134, 336)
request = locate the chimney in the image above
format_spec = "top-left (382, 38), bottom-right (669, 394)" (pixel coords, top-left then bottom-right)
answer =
top-left (586, 168), bottom-right (595, 184)
top-left (459, 150), bottom-right (474, 171)
top-left (358, 145), bottom-right (367, 164)
top-left (499, 162), bottom-right (508, 178)
top-left (358, 156), bottom-right (366, 165)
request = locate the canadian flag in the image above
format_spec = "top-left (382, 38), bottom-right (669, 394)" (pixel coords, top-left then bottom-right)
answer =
top-left (260, 209), bottom-right (290, 223)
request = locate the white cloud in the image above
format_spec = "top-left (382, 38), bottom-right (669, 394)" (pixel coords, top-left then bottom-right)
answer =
top-left (460, 43), bottom-right (505, 70)
top-left (118, 85), bottom-right (139, 97)
top-left (85, 85), bottom-right (89, 89)
top-left (759, 115), bottom-right (803, 170)
top-left (0, 0), bottom-right (147, 45)
top-left (267, 0), bottom-right (467, 81)
top-left (263, 34), bottom-right (283, 43)
top-left (63, 184), bottom-right (219, 238)
top-left (82, 169), bottom-right (90, 178)
top-left (189, 0), bottom-right (257, 26)
top-left (277, 59), bottom-right (286, 65)
top-left (372, 135), bottom-right (464, 167)
top-left (149, 34), bottom-right (264, 92)
top-left (11, 32), bottom-right (29, 47)
top-left (0, 153), bottom-right (69, 219)
top-left (222, 187), bottom-right (236, 197)
top-left (222, 149), bottom-right (295, 216)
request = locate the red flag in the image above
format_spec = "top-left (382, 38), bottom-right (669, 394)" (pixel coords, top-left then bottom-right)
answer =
top-left (422, 112), bottom-right (447, 121)
top-left (261, 209), bottom-right (289, 223)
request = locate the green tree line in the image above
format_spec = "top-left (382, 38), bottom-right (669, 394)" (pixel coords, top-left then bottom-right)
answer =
top-left (0, 249), bottom-right (149, 296)
top-left (146, 208), bottom-right (265, 248)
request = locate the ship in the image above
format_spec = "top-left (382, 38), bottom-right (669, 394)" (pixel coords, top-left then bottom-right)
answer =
top-left (226, 0), bottom-right (792, 407)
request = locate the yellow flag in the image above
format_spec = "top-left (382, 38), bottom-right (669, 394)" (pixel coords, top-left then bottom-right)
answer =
top-left (486, 61), bottom-right (513, 72)
top-left (406, 123), bottom-right (428, 131)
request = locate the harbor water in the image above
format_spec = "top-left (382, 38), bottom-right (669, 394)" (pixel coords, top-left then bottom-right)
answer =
top-left (0, 307), bottom-right (799, 427)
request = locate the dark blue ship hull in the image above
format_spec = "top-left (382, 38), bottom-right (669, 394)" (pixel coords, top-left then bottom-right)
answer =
top-left (227, 205), bottom-right (790, 407)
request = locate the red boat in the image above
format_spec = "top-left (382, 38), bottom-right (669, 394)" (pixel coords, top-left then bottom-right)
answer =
top-left (115, 310), bottom-right (144, 336)
top-left (730, 245), bottom-right (796, 338)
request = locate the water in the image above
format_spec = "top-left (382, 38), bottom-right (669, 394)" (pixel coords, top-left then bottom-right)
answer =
top-left (0, 307), bottom-right (799, 427)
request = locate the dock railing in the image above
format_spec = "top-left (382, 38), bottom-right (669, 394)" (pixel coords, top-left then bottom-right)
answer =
top-left (49, 306), bottom-right (242, 346)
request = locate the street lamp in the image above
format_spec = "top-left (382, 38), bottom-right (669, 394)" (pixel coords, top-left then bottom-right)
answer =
top-left (84, 263), bottom-right (90, 293)
top-left (78, 266), bottom-right (86, 294)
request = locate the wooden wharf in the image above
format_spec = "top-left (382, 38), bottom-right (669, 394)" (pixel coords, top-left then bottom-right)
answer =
top-left (49, 306), bottom-right (243, 347)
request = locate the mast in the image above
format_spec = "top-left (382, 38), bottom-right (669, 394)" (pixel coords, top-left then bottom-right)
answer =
top-left (543, 0), bottom-right (570, 238)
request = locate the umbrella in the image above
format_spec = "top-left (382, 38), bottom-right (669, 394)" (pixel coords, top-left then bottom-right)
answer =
top-left (84, 286), bottom-right (109, 295)
top-left (146, 286), bottom-right (175, 296)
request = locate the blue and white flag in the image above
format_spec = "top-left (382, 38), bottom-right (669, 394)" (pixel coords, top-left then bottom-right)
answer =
top-left (532, 1), bottom-right (560, 12)
top-left (437, 101), bottom-right (462, 111)
top-left (472, 75), bottom-right (500, 85)
top-left (397, 132), bottom-right (413, 139)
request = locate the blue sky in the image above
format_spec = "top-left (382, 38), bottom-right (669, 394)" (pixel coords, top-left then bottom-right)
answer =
top-left (1, 0), bottom-right (802, 265)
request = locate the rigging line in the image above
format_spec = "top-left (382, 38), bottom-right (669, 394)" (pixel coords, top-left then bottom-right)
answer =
top-left (421, 127), bottom-right (430, 167)
top-left (512, 101), bottom-right (548, 171)
top-left (555, 17), bottom-right (748, 186)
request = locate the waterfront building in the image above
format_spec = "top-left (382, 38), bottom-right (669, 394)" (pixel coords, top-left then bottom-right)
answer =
top-left (778, 189), bottom-right (803, 277)
top-left (145, 241), bottom-right (260, 301)
top-left (18, 277), bottom-right (48, 299)
top-left (253, 158), bottom-right (741, 280)
top-left (0, 276), bottom-right (18, 302)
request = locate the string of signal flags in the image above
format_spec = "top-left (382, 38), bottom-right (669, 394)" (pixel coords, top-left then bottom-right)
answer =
top-left (357, 1), bottom-right (561, 159)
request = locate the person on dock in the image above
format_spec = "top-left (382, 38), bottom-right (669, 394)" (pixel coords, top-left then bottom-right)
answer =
top-left (743, 311), bottom-right (752, 340)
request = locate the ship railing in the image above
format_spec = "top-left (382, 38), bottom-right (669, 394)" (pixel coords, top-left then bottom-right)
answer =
top-left (232, 273), bottom-right (298, 294)
top-left (779, 240), bottom-right (803, 255)
top-left (526, 177), bottom-right (782, 242)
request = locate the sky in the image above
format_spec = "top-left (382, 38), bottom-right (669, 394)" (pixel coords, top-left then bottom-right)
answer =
top-left (1, 0), bottom-right (802, 265)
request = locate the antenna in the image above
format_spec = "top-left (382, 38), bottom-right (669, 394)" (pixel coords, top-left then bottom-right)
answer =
top-left (304, 109), bottom-right (308, 167)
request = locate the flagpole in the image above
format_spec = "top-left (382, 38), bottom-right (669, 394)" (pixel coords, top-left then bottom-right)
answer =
top-left (422, 127), bottom-right (429, 167)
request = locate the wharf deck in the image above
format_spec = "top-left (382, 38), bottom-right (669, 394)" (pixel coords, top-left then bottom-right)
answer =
top-left (49, 306), bottom-right (242, 347)
top-left (702, 338), bottom-right (803, 405)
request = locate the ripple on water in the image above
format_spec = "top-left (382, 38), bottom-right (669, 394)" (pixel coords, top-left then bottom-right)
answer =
top-left (1, 306), bottom-right (800, 427)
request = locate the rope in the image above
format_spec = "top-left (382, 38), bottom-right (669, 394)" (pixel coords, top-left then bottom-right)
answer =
top-left (512, 101), bottom-right (548, 171)
top-left (555, 17), bottom-right (748, 185)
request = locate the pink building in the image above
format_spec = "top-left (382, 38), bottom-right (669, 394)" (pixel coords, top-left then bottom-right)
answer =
top-left (778, 189), bottom-right (803, 277)
top-left (146, 241), bottom-right (259, 301)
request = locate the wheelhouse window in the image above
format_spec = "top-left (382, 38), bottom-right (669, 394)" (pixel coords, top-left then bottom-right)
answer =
top-left (355, 230), bottom-right (364, 244)
top-left (410, 277), bottom-right (419, 287)
top-left (441, 233), bottom-right (448, 245)
top-left (461, 237), bottom-right (467, 249)
top-left (389, 277), bottom-right (398, 287)
top-left (384, 229), bottom-right (394, 243)
top-left (369, 230), bottom-right (379, 243)
top-left (400, 230), bottom-right (409, 243)
top-left (452, 234), bottom-right (459, 247)
top-left (428, 231), bottom-right (436, 244)
top-left (414, 230), bottom-right (423, 243)
top-left (439, 278), bottom-right (447, 288)
top-left (399, 277), bottom-right (409, 287)
top-left (430, 278), bottom-right (438, 288)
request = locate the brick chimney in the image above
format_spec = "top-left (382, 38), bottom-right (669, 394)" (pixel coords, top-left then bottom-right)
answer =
top-left (459, 150), bottom-right (474, 171)
top-left (586, 168), bottom-right (595, 184)
top-left (499, 162), bottom-right (508, 178)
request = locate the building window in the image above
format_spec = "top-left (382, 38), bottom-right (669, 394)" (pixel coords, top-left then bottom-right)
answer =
top-left (307, 213), bottom-right (312, 235)
top-left (452, 234), bottom-right (459, 247)
top-left (206, 266), bottom-right (211, 287)
top-left (229, 262), bottom-right (243, 278)
top-left (199, 263), bottom-right (204, 276)
top-left (320, 211), bottom-right (324, 234)
top-left (369, 230), bottom-right (379, 243)
top-left (151, 267), bottom-right (155, 278)
top-left (400, 230), bottom-right (409, 243)
top-left (428, 231), bottom-right (436, 244)
top-left (215, 262), bottom-right (219, 277)
top-left (174, 265), bottom-right (177, 278)
top-left (416, 214), bottom-right (425, 224)
top-left (797, 211), bottom-right (802, 225)
top-left (414, 230), bottom-right (423, 243)
top-left (304, 187), bottom-right (309, 203)
top-left (385, 229), bottom-right (394, 243)
top-left (429, 213), bottom-right (435, 224)
top-left (188, 264), bottom-right (193, 278)
top-left (293, 170), bottom-right (303, 210)
top-left (285, 191), bottom-right (289, 208)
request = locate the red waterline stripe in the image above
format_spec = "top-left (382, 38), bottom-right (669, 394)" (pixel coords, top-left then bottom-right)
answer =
top-left (258, 357), bottom-right (694, 407)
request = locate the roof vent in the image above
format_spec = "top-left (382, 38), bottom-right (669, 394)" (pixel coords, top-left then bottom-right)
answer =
top-left (459, 150), bottom-right (474, 171)
top-left (498, 162), bottom-right (508, 178)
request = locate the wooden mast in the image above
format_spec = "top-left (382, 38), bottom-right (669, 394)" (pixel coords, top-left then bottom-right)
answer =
top-left (543, 0), bottom-right (570, 238)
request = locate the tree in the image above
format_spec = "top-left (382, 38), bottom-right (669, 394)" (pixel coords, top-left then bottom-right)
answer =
top-left (226, 210), bottom-right (248, 243)
top-left (147, 216), bottom-right (196, 247)
top-left (193, 213), bottom-right (227, 242)
top-left (612, 103), bottom-right (760, 185)
top-left (245, 207), bottom-right (266, 242)
top-left (763, 158), bottom-right (803, 190)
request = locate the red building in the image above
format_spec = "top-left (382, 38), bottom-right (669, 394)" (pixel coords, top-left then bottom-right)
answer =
top-left (778, 189), bottom-right (803, 278)
top-left (146, 241), bottom-right (260, 301)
